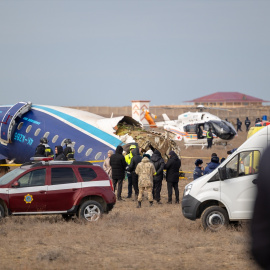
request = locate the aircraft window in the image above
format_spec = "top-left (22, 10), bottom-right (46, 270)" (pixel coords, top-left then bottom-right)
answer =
top-left (52, 135), bottom-right (59, 143)
top-left (86, 148), bottom-right (93, 157)
top-left (26, 125), bottom-right (32, 133)
top-left (17, 122), bottom-right (24, 130)
top-left (95, 152), bottom-right (102, 160)
top-left (44, 132), bottom-right (50, 138)
top-left (34, 128), bottom-right (41, 136)
top-left (78, 145), bottom-right (85, 153)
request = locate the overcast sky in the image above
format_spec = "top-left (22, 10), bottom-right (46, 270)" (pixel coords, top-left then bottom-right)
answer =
top-left (1, 0), bottom-right (269, 107)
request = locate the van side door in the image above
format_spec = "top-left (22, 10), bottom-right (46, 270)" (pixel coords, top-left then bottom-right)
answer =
top-left (220, 149), bottom-right (260, 220)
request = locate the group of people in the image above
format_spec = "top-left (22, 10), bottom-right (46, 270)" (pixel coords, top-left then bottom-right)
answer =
top-left (103, 144), bottom-right (181, 207)
top-left (34, 137), bottom-right (75, 161)
top-left (193, 152), bottom-right (226, 180)
top-left (236, 117), bottom-right (257, 132)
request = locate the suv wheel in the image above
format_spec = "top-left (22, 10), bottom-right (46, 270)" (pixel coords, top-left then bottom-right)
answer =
top-left (79, 200), bottom-right (103, 222)
top-left (0, 204), bottom-right (5, 220)
top-left (201, 206), bottom-right (229, 231)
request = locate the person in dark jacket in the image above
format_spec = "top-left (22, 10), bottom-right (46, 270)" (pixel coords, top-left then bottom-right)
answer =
top-left (127, 148), bottom-right (142, 199)
top-left (251, 146), bottom-right (270, 269)
top-left (151, 150), bottom-right (165, 204)
top-left (34, 144), bottom-right (46, 157)
top-left (63, 138), bottom-right (75, 160)
top-left (245, 117), bottom-right (251, 132)
top-left (54, 146), bottom-right (67, 161)
top-left (193, 159), bottom-right (204, 180)
top-left (164, 151), bottom-right (181, 204)
top-left (204, 154), bottom-right (220, 174)
top-left (236, 118), bottom-right (242, 132)
top-left (109, 145), bottom-right (127, 200)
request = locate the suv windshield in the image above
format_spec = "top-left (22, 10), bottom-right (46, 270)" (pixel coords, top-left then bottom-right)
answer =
top-left (0, 168), bottom-right (26, 185)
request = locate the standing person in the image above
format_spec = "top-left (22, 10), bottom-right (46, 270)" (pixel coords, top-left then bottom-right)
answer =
top-left (54, 146), bottom-right (67, 160)
top-left (109, 146), bottom-right (126, 201)
top-left (193, 159), bottom-right (204, 180)
top-left (151, 149), bottom-right (165, 204)
top-left (206, 128), bottom-right (214, 149)
top-left (164, 151), bottom-right (181, 204)
top-left (103, 150), bottom-right (114, 179)
top-left (251, 146), bottom-right (270, 269)
top-left (41, 137), bottom-right (54, 157)
top-left (236, 118), bottom-right (242, 132)
top-left (245, 117), bottom-right (251, 132)
top-left (135, 155), bottom-right (156, 208)
top-left (127, 148), bottom-right (142, 200)
top-left (204, 153), bottom-right (220, 174)
top-left (125, 145), bottom-right (136, 198)
top-left (63, 139), bottom-right (75, 160)
top-left (34, 140), bottom-right (46, 157)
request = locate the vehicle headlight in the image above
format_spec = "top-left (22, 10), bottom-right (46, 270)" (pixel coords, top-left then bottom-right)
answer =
top-left (184, 184), bottom-right (193, 196)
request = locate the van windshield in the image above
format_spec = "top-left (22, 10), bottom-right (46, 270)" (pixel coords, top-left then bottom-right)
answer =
top-left (0, 168), bottom-right (26, 185)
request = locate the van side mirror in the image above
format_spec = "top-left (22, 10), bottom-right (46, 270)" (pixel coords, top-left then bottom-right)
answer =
top-left (218, 167), bottom-right (227, 181)
top-left (12, 181), bottom-right (20, 188)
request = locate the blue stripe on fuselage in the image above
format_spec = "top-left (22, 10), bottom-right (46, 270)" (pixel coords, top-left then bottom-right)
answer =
top-left (33, 105), bottom-right (122, 148)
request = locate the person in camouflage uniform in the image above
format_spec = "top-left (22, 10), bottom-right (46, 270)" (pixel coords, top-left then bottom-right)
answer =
top-left (135, 155), bottom-right (156, 208)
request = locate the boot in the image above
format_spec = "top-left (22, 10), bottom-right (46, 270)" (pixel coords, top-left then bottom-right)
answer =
top-left (149, 201), bottom-right (153, 207)
top-left (137, 201), bottom-right (141, 208)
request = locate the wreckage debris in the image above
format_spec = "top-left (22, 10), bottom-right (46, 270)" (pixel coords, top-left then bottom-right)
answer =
top-left (116, 124), bottom-right (181, 162)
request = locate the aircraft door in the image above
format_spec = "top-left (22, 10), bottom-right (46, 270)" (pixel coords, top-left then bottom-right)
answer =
top-left (0, 102), bottom-right (32, 145)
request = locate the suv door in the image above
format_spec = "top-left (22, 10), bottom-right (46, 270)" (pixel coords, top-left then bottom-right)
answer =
top-left (220, 150), bottom-right (260, 219)
top-left (46, 167), bottom-right (82, 211)
top-left (9, 168), bottom-right (47, 213)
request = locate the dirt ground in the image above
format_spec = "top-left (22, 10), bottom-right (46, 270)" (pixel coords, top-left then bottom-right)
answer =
top-left (0, 130), bottom-right (259, 270)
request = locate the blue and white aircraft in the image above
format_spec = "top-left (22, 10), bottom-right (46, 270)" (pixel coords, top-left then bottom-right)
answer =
top-left (0, 102), bottom-right (140, 164)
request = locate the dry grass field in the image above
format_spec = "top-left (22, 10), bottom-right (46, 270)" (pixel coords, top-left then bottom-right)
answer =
top-left (0, 129), bottom-right (259, 270)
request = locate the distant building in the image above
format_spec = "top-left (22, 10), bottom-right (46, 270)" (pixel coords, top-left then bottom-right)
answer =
top-left (186, 92), bottom-right (269, 107)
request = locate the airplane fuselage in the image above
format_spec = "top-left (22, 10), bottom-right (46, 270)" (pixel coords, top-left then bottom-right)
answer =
top-left (0, 104), bottom-right (124, 164)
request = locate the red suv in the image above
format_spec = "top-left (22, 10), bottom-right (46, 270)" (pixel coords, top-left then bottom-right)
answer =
top-left (0, 160), bottom-right (116, 221)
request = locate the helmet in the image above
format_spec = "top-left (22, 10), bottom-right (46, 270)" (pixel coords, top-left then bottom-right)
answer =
top-left (130, 145), bottom-right (136, 150)
top-left (64, 138), bottom-right (72, 145)
top-left (40, 137), bottom-right (48, 144)
top-left (195, 159), bottom-right (203, 166)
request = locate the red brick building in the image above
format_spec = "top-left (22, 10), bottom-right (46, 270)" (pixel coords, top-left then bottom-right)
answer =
top-left (186, 92), bottom-right (268, 107)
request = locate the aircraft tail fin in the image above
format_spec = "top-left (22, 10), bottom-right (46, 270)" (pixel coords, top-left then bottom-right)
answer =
top-left (162, 114), bottom-right (171, 122)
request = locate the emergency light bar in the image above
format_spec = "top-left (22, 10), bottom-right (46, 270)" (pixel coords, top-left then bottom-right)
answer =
top-left (30, 157), bottom-right (54, 161)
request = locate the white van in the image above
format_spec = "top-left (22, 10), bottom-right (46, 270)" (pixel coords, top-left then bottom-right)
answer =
top-left (182, 125), bottom-right (270, 231)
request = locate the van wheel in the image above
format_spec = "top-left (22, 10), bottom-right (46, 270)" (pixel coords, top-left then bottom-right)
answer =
top-left (79, 200), bottom-right (103, 222)
top-left (202, 206), bottom-right (229, 231)
top-left (0, 205), bottom-right (5, 220)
